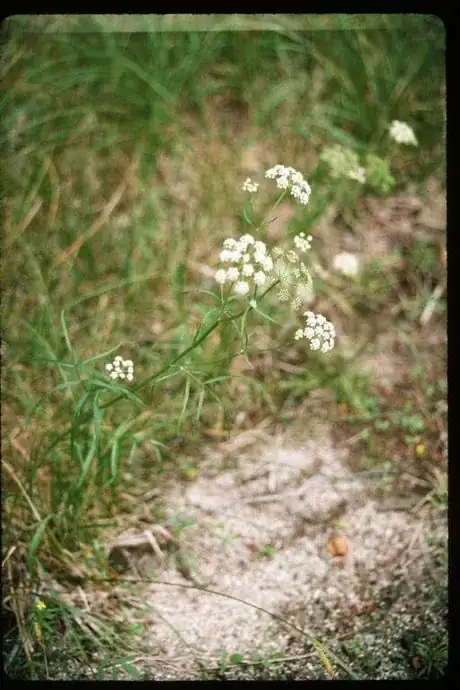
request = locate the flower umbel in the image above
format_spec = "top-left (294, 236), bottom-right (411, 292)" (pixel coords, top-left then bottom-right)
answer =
top-left (215, 233), bottom-right (274, 297)
top-left (295, 311), bottom-right (336, 353)
top-left (389, 120), bottom-right (418, 146)
top-left (36, 600), bottom-right (47, 610)
top-left (265, 165), bottom-right (311, 205)
top-left (242, 177), bottom-right (259, 193)
top-left (105, 356), bottom-right (134, 382)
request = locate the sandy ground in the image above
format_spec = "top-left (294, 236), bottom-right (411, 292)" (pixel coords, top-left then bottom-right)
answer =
top-left (107, 420), bottom-right (447, 679)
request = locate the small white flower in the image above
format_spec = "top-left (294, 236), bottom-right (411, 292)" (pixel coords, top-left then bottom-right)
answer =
top-left (261, 256), bottom-right (274, 272)
top-left (215, 268), bottom-right (227, 284)
top-left (333, 252), bottom-right (360, 278)
top-left (242, 177), bottom-right (259, 193)
top-left (249, 299), bottom-right (257, 309)
top-left (254, 251), bottom-right (267, 266)
top-left (242, 263), bottom-right (255, 276)
top-left (265, 165), bottom-right (311, 205)
top-left (389, 120), bottom-right (418, 146)
top-left (240, 233), bottom-right (255, 247)
top-left (227, 266), bottom-right (240, 281)
top-left (219, 249), bottom-right (234, 263)
top-left (254, 241), bottom-right (267, 254)
top-left (253, 271), bottom-right (266, 286)
top-left (234, 281), bottom-right (250, 295)
top-left (294, 233), bottom-right (313, 252)
top-left (106, 355), bottom-right (135, 382)
top-left (223, 238), bottom-right (238, 249)
top-left (296, 312), bottom-right (335, 352)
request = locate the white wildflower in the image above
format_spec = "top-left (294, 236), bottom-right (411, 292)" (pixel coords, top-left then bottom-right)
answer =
top-left (242, 263), bottom-right (255, 276)
top-left (234, 281), bottom-right (250, 295)
top-left (253, 271), bottom-right (266, 286)
top-left (295, 311), bottom-right (335, 352)
top-left (249, 299), bottom-right (257, 309)
top-left (240, 234), bottom-right (255, 247)
top-left (219, 249), bottom-right (234, 263)
top-left (254, 251), bottom-right (268, 266)
top-left (227, 266), bottom-right (240, 281)
top-left (254, 241), bottom-right (267, 254)
top-left (265, 165), bottom-right (311, 205)
top-left (389, 120), bottom-right (418, 146)
top-left (333, 252), bottom-right (360, 278)
top-left (214, 234), bottom-right (274, 300)
top-left (106, 356), bottom-right (135, 382)
top-left (294, 232), bottom-right (313, 253)
top-left (215, 268), bottom-right (227, 284)
top-left (242, 177), bottom-right (259, 193)
top-left (223, 238), bottom-right (238, 249)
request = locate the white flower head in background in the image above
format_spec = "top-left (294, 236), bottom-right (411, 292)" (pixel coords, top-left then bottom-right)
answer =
top-left (332, 252), bottom-right (360, 278)
top-left (295, 311), bottom-right (336, 353)
top-left (389, 120), bottom-right (418, 146)
top-left (347, 166), bottom-right (366, 184)
top-left (320, 145), bottom-right (366, 183)
top-left (265, 165), bottom-right (311, 205)
top-left (242, 177), bottom-right (259, 193)
top-left (105, 356), bottom-right (134, 382)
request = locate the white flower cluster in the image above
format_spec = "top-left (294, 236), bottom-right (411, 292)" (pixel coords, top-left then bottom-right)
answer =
top-left (294, 311), bottom-right (336, 352)
top-left (265, 165), bottom-right (311, 205)
top-left (215, 234), bottom-right (274, 296)
top-left (293, 232), bottom-right (313, 253)
top-left (320, 145), bottom-right (366, 184)
top-left (242, 177), bottom-right (259, 193)
top-left (332, 252), bottom-right (360, 277)
top-left (272, 237), bottom-right (313, 310)
top-left (105, 355), bottom-right (134, 382)
top-left (389, 120), bottom-right (418, 146)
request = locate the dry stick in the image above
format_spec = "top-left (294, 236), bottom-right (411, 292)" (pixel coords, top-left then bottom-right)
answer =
top-left (2, 459), bottom-right (42, 522)
top-left (54, 153), bottom-right (140, 267)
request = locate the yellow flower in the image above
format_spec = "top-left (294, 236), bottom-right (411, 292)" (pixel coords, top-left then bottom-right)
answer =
top-left (415, 443), bottom-right (425, 456)
top-left (36, 600), bottom-right (46, 610)
top-left (83, 548), bottom-right (93, 558)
